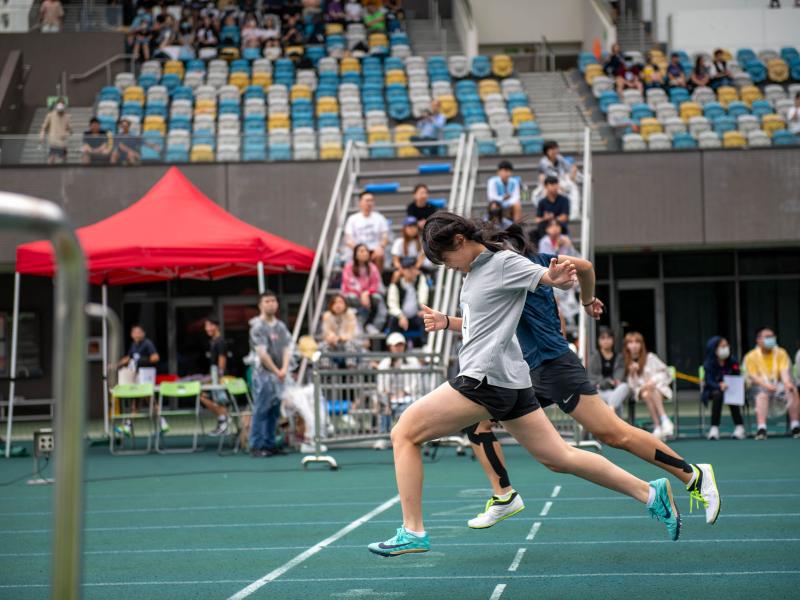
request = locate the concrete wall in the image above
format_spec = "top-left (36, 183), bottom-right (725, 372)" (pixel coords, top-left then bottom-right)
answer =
top-left (0, 50), bottom-right (25, 134)
top-left (472, 0), bottom-right (585, 46)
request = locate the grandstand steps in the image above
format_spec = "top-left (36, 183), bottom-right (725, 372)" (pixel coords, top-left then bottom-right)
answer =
top-left (22, 106), bottom-right (95, 164)
top-left (61, 4), bottom-right (115, 32)
top-left (518, 70), bottom-right (607, 153)
top-left (406, 19), bottom-right (462, 57)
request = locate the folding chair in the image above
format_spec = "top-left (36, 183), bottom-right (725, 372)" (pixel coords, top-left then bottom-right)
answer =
top-left (217, 378), bottom-right (255, 455)
top-left (155, 381), bottom-right (202, 453)
top-left (110, 383), bottom-right (155, 455)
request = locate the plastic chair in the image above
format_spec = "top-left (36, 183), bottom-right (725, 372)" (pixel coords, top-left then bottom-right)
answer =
top-left (110, 383), bottom-right (155, 455)
top-left (155, 381), bottom-right (202, 453)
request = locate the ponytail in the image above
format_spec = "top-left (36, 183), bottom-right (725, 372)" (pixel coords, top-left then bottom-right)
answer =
top-left (422, 211), bottom-right (520, 265)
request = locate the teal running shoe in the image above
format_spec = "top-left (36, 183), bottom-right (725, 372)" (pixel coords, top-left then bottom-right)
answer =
top-left (368, 527), bottom-right (430, 557)
top-left (648, 478), bottom-right (681, 541)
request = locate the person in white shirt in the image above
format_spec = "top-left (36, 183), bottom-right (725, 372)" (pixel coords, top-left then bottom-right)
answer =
top-left (787, 92), bottom-right (800, 136)
top-left (375, 331), bottom-right (422, 443)
top-left (345, 0), bottom-right (363, 22)
top-left (344, 191), bottom-right (389, 269)
top-left (386, 257), bottom-right (429, 346)
top-left (486, 160), bottom-right (522, 223)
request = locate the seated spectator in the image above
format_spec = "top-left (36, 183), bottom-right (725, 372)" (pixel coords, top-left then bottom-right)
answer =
top-left (387, 257), bottom-right (428, 346)
top-left (198, 317), bottom-right (232, 437)
top-left (301, 11), bottom-right (325, 44)
top-left (363, 3), bottom-right (386, 32)
top-left (282, 13), bottom-right (303, 45)
top-left (406, 183), bottom-right (438, 228)
top-left (689, 56), bottom-right (711, 91)
top-left (603, 42), bottom-right (625, 78)
top-left (177, 21), bottom-right (196, 59)
top-left (341, 243), bottom-right (387, 334)
top-left (391, 216), bottom-right (427, 272)
top-left (484, 200), bottom-right (513, 230)
top-left (624, 331), bottom-right (674, 440)
top-left (615, 63), bottom-right (643, 95)
top-left (384, 0), bottom-right (405, 29)
top-left (702, 335), bottom-right (744, 440)
top-left (195, 13), bottom-right (220, 58)
top-left (486, 160), bottom-right (522, 223)
top-left (325, 0), bottom-right (346, 23)
top-left (411, 101), bottom-right (446, 157)
top-left (219, 12), bottom-right (240, 47)
top-left (262, 15), bottom-right (281, 40)
top-left (39, 0), bottom-right (64, 32)
top-left (111, 118), bottom-right (141, 166)
top-left (743, 327), bottom-right (800, 440)
top-left (375, 331), bottom-right (420, 443)
top-left (787, 92), bottom-right (800, 136)
top-left (344, 191), bottom-right (389, 269)
top-left (709, 49), bottom-right (733, 90)
top-left (641, 52), bottom-right (665, 89)
top-left (537, 218), bottom-right (574, 255)
top-left (535, 176), bottom-right (570, 235)
top-left (150, 14), bottom-right (178, 60)
top-left (320, 294), bottom-right (362, 365)
top-left (538, 141), bottom-right (576, 184)
top-left (667, 53), bottom-right (687, 88)
top-left (588, 327), bottom-right (630, 416)
top-left (131, 13), bottom-right (153, 61)
top-left (39, 98), bottom-right (71, 165)
top-left (264, 37), bottom-right (282, 59)
top-left (81, 117), bottom-right (112, 165)
top-left (241, 15), bottom-right (266, 48)
top-left (345, 0), bottom-right (363, 22)
top-left (116, 324), bottom-right (168, 435)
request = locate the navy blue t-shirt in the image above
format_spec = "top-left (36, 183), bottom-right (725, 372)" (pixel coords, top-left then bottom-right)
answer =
top-left (127, 338), bottom-right (158, 367)
top-left (536, 195), bottom-right (570, 234)
top-left (516, 253), bottom-right (571, 370)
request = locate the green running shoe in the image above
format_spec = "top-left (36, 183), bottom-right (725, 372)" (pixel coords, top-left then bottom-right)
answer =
top-left (648, 478), bottom-right (681, 541)
top-left (368, 527), bottom-right (430, 557)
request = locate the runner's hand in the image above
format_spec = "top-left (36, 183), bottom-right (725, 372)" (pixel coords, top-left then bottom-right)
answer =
top-left (548, 258), bottom-right (578, 290)
top-left (421, 304), bottom-right (446, 332)
top-left (583, 297), bottom-right (604, 319)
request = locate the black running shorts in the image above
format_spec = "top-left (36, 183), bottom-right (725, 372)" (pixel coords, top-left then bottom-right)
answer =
top-left (531, 350), bottom-right (596, 414)
top-left (449, 375), bottom-right (540, 421)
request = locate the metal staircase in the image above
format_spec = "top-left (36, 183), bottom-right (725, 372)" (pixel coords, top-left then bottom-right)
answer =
top-left (406, 18), bottom-right (462, 57)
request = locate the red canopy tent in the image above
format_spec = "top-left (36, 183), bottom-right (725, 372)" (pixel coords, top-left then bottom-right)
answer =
top-left (6, 167), bottom-right (314, 446)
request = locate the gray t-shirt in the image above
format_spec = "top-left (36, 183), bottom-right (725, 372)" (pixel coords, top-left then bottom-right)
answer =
top-left (458, 250), bottom-right (547, 388)
top-left (249, 317), bottom-right (292, 372)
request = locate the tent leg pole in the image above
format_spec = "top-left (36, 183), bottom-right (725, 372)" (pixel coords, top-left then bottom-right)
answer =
top-left (5, 272), bottom-right (20, 458)
top-left (101, 284), bottom-right (109, 436)
top-left (257, 261), bottom-right (265, 294)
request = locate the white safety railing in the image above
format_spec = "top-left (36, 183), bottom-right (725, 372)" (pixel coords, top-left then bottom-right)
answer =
top-left (577, 126), bottom-right (593, 367)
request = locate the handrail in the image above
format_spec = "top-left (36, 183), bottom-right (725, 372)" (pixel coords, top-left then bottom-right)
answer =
top-left (577, 126), bottom-right (593, 367)
top-left (541, 36), bottom-right (556, 72)
top-left (0, 192), bottom-right (87, 600)
top-left (69, 54), bottom-right (135, 86)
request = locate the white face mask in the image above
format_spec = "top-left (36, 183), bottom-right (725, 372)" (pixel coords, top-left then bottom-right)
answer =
top-left (55, 103), bottom-right (65, 112)
top-left (716, 345), bottom-right (730, 360)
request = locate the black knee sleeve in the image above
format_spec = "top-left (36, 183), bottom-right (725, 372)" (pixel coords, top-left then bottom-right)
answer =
top-left (463, 425), bottom-right (510, 488)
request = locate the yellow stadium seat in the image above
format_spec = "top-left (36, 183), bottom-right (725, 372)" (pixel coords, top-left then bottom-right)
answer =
top-left (316, 98), bottom-right (339, 116)
top-left (368, 33), bottom-right (388, 48)
top-left (584, 63), bottom-right (603, 85)
top-left (123, 86), bottom-right (145, 105)
top-left (511, 106), bottom-right (534, 127)
top-left (478, 79), bottom-right (501, 99)
top-left (340, 57), bottom-right (360, 74)
top-left (325, 22), bottom-right (344, 36)
top-left (679, 101), bottom-right (702, 121)
top-left (767, 59), bottom-right (789, 83)
top-left (285, 45), bottom-right (305, 58)
top-left (716, 86), bottom-right (738, 108)
top-left (190, 144), bottom-right (215, 162)
top-left (194, 98), bottom-right (217, 116)
top-left (397, 144), bottom-right (420, 158)
top-left (252, 72), bottom-right (272, 89)
top-left (438, 95), bottom-right (458, 119)
top-left (638, 117), bottom-right (662, 140)
top-left (393, 125), bottom-right (415, 143)
top-left (143, 115), bottom-right (166, 135)
top-left (761, 114), bottom-right (786, 137)
top-left (229, 72), bottom-right (249, 92)
top-left (268, 113), bottom-right (289, 130)
top-left (491, 54), bottom-right (514, 78)
top-left (385, 69), bottom-right (408, 86)
top-left (722, 130), bottom-right (746, 148)
top-left (320, 143), bottom-right (343, 160)
top-left (740, 85), bottom-right (763, 108)
top-left (367, 125), bottom-right (390, 144)
top-left (219, 47), bottom-right (239, 61)
top-left (291, 84), bottom-right (312, 101)
top-left (164, 60), bottom-right (185, 77)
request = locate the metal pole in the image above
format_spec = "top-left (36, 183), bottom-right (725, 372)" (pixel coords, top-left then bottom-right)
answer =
top-left (0, 192), bottom-right (86, 600)
top-left (101, 284), bottom-right (109, 435)
top-left (256, 261), bottom-right (265, 294)
top-left (578, 127), bottom-right (592, 366)
top-left (5, 272), bottom-right (20, 458)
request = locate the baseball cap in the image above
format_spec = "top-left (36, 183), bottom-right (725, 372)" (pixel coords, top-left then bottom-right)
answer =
top-left (402, 215), bottom-right (418, 226)
top-left (386, 332), bottom-right (406, 347)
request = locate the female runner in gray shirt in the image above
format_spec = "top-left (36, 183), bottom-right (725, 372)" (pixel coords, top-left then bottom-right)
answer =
top-left (368, 212), bottom-right (680, 557)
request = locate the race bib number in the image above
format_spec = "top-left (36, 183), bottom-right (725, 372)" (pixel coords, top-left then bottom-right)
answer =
top-left (460, 302), bottom-right (471, 345)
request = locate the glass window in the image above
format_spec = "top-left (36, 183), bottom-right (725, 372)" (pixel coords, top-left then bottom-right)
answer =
top-left (122, 301), bottom-right (168, 373)
top-left (612, 254), bottom-right (659, 279)
top-left (740, 279), bottom-right (800, 352)
top-left (739, 249), bottom-right (800, 276)
top-left (594, 254), bottom-right (610, 280)
top-left (663, 252), bottom-right (735, 278)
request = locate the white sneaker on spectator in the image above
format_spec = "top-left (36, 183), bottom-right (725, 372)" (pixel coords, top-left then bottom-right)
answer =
top-left (373, 439), bottom-right (390, 450)
top-left (661, 417), bottom-right (675, 438)
top-left (209, 418), bottom-right (229, 437)
top-left (300, 442), bottom-right (328, 454)
top-left (732, 425), bottom-right (746, 440)
top-left (652, 426), bottom-right (663, 440)
top-left (707, 426), bottom-right (720, 440)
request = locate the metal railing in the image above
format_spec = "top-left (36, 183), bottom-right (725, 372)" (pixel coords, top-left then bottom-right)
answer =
top-left (0, 192), bottom-right (87, 600)
top-left (535, 36), bottom-right (557, 72)
top-left (68, 53), bottom-right (136, 89)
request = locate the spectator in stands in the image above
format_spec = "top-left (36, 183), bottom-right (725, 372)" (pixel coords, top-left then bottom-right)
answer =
top-left (538, 141), bottom-right (576, 184)
top-left (131, 11), bottom-right (153, 62)
top-left (151, 14), bottom-right (179, 59)
top-left (588, 327), bottom-right (630, 416)
top-left (743, 327), bottom-right (800, 440)
top-left (176, 21), bottom-right (196, 59)
top-left (264, 37), bottom-right (282, 59)
top-left (325, 0), bottom-right (346, 24)
top-left (111, 118), bottom-right (141, 166)
top-left (787, 92), bottom-right (800, 136)
top-left (486, 160), bottom-right (522, 223)
top-left (341, 243), bottom-right (387, 334)
top-left (263, 14), bottom-right (281, 40)
top-left (702, 335), bottom-right (745, 440)
top-left (345, 0), bottom-right (363, 22)
top-left (301, 10), bottom-right (325, 44)
top-left (391, 216), bottom-right (426, 272)
top-left (249, 291), bottom-right (292, 457)
top-left (81, 117), bottom-right (112, 165)
top-left (689, 56), bottom-right (711, 92)
top-left (535, 176), bottom-right (570, 234)
top-left (39, 99), bottom-right (71, 165)
top-left (538, 218), bottom-right (574, 255)
top-left (282, 12), bottom-right (304, 45)
top-left (241, 15), bottom-right (266, 48)
top-left (344, 191), bottom-right (389, 268)
top-left (484, 200), bottom-right (513, 230)
top-left (320, 293), bottom-right (361, 360)
top-left (411, 105), bottom-right (445, 157)
top-left (641, 51), bottom-right (666, 90)
top-left (384, 0), bottom-right (406, 29)
top-left (195, 13), bottom-right (220, 58)
top-left (363, 3), bottom-right (386, 32)
top-left (667, 53), bottom-right (687, 88)
top-left (603, 42), bottom-right (625, 78)
top-left (709, 49), bottom-right (733, 90)
top-left (198, 317), bottom-right (231, 437)
top-left (39, 0), bottom-right (64, 32)
top-left (406, 183), bottom-right (438, 228)
top-left (624, 331), bottom-right (675, 440)
top-left (375, 331), bottom-right (420, 445)
top-left (615, 62), bottom-right (643, 95)
top-left (387, 256), bottom-right (428, 346)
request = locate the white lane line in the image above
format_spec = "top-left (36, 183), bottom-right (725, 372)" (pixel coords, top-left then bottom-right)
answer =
top-left (551, 485), bottom-right (561, 498)
top-left (489, 583), bottom-right (506, 600)
top-left (539, 501), bottom-right (552, 517)
top-left (226, 495), bottom-right (400, 600)
top-left (507, 548), bottom-right (526, 572)
top-left (525, 522), bottom-right (542, 541)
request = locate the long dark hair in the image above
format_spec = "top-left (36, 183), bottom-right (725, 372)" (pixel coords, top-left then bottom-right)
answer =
top-left (352, 243), bottom-right (371, 276)
top-left (422, 211), bottom-right (519, 265)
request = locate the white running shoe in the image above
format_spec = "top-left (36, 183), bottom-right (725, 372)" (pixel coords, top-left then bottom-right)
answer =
top-left (687, 463), bottom-right (721, 524)
top-left (652, 426), bottom-right (663, 440)
top-left (467, 492), bottom-right (525, 529)
top-left (661, 417), bottom-right (675, 438)
top-left (707, 426), bottom-right (720, 440)
top-left (732, 425), bottom-right (746, 440)
top-left (300, 442), bottom-right (328, 454)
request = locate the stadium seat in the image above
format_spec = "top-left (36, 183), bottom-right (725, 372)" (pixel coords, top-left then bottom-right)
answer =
top-left (491, 55), bottom-right (514, 78)
top-left (736, 114), bottom-right (759, 134)
top-left (722, 130), bottom-right (746, 148)
top-left (647, 132), bottom-right (671, 151)
top-left (747, 129), bottom-right (771, 147)
top-left (761, 114), bottom-right (786, 137)
top-left (712, 115), bottom-right (736, 135)
top-left (639, 117), bottom-right (662, 140)
top-left (679, 102), bottom-right (702, 122)
top-left (688, 116), bottom-right (711, 138)
top-left (740, 85), bottom-right (763, 108)
top-left (702, 101), bottom-right (725, 121)
top-left (767, 59), bottom-right (789, 83)
top-left (622, 133), bottom-right (646, 151)
top-left (671, 132), bottom-right (697, 149)
top-left (715, 86), bottom-right (738, 109)
top-left (726, 101), bottom-right (749, 119)
top-left (584, 64), bottom-right (603, 85)
top-left (771, 130), bottom-right (797, 146)
top-left (697, 130), bottom-right (721, 149)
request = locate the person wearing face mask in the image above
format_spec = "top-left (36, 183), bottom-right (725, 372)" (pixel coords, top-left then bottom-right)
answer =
top-left (40, 99), bottom-right (71, 164)
top-left (484, 200), bottom-right (513, 230)
top-left (743, 327), bottom-right (800, 440)
top-left (702, 336), bottom-right (744, 440)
